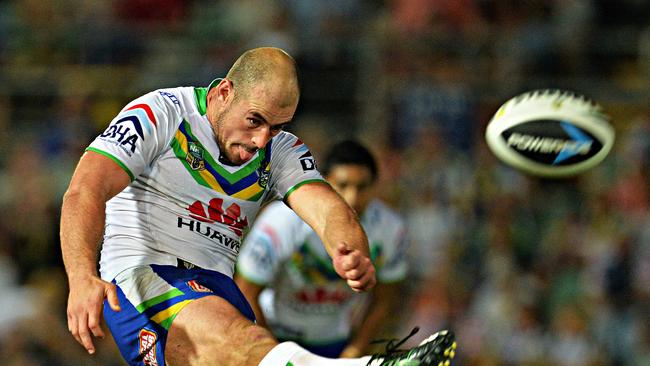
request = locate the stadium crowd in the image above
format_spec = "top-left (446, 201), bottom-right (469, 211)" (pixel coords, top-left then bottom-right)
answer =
top-left (0, 0), bottom-right (648, 365)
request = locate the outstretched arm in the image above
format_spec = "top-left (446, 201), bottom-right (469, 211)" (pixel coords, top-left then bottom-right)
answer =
top-left (60, 151), bottom-right (131, 354)
top-left (285, 182), bottom-right (376, 292)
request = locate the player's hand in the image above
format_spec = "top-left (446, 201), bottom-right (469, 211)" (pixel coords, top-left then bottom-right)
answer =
top-left (67, 274), bottom-right (121, 354)
top-left (333, 243), bottom-right (376, 292)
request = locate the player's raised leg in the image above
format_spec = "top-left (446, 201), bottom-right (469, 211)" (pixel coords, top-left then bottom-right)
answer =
top-left (165, 296), bottom-right (276, 365)
top-left (165, 296), bottom-right (456, 366)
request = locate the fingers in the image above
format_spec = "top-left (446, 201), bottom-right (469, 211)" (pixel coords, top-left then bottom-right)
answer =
top-left (67, 278), bottom-right (118, 354)
top-left (78, 311), bottom-right (97, 354)
top-left (343, 256), bottom-right (372, 280)
top-left (332, 243), bottom-right (377, 291)
top-left (88, 303), bottom-right (105, 340)
top-left (346, 264), bottom-right (376, 292)
top-left (338, 248), bottom-right (361, 272)
top-left (69, 310), bottom-right (97, 354)
top-left (106, 285), bottom-right (122, 312)
top-left (336, 243), bottom-right (351, 256)
top-left (67, 308), bottom-right (81, 345)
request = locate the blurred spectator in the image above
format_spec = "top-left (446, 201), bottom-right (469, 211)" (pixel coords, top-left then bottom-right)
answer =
top-left (0, 1), bottom-right (648, 364)
top-left (387, 44), bottom-right (477, 152)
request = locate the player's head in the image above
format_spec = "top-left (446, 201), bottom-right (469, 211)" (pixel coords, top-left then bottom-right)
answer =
top-left (322, 140), bottom-right (378, 215)
top-left (206, 47), bottom-right (300, 165)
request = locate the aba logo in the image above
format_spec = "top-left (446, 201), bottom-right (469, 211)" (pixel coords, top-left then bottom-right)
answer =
top-left (138, 328), bottom-right (158, 366)
top-left (100, 104), bottom-right (157, 154)
top-left (186, 142), bottom-right (205, 171)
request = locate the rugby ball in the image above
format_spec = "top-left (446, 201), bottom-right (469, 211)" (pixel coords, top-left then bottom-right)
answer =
top-left (485, 89), bottom-right (615, 178)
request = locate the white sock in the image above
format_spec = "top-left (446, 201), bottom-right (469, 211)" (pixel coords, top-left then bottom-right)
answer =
top-left (258, 341), bottom-right (372, 366)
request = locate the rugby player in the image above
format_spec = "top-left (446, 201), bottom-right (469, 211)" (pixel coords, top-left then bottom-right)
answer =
top-left (61, 47), bottom-right (456, 365)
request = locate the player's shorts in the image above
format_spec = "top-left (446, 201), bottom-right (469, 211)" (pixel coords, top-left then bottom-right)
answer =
top-left (104, 263), bottom-right (255, 366)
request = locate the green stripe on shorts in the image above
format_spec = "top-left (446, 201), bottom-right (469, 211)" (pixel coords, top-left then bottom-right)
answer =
top-left (135, 288), bottom-right (184, 313)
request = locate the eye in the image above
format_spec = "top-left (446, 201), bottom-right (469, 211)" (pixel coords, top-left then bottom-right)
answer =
top-left (247, 118), bottom-right (262, 127)
top-left (270, 125), bottom-right (284, 135)
top-left (357, 182), bottom-right (372, 191)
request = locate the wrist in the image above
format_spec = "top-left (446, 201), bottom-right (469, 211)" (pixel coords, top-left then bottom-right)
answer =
top-left (66, 268), bottom-right (99, 284)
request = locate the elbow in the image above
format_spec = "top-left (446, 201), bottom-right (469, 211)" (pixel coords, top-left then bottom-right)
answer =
top-left (62, 185), bottom-right (90, 208)
top-left (61, 187), bottom-right (80, 210)
top-left (61, 185), bottom-right (107, 215)
top-left (62, 186), bottom-right (80, 203)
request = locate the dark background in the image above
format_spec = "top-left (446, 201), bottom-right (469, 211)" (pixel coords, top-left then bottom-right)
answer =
top-left (0, 1), bottom-right (648, 365)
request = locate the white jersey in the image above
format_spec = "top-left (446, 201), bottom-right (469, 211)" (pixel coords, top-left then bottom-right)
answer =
top-left (87, 84), bottom-right (324, 281)
top-left (236, 200), bottom-right (408, 344)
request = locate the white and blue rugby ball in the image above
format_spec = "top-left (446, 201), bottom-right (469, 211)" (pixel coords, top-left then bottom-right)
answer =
top-left (485, 89), bottom-right (615, 178)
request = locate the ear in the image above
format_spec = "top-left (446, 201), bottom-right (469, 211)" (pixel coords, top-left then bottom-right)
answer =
top-left (208, 79), bottom-right (233, 104)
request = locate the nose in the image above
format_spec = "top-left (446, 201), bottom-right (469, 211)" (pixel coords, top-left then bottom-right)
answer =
top-left (251, 126), bottom-right (272, 149)
top-left (342, 188), bottom-right (359, 211)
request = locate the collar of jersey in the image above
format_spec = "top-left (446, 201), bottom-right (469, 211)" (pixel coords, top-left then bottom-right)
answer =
top-left (194, 78), bottom-right (222, 116)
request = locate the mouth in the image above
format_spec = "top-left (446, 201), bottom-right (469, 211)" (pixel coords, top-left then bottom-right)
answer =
top-left (236, 144), bottom-right (258, 163)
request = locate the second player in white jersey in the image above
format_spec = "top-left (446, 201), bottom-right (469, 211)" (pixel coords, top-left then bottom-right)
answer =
top-left (236, 140), bottom-right (409, 358)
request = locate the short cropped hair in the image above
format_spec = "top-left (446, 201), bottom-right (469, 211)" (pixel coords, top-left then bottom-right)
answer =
top-left (321, 140), bottom-right (378, 182)
top-left (225, 48), bottom-right (299, 107)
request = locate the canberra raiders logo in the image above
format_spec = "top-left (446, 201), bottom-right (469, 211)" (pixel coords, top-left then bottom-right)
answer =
top-left (257, 160), bottom-right (270, 188)
top-left (186, 142), bottom-right (205, 171)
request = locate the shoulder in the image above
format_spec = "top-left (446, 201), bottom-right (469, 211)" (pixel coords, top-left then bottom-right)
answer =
top-left (151, 86), bottom-right (198, 113)
top-left (267, 132), bottom-right (318, 171)
top-left (119, 87), bottom-right (187, 124)
top-left (269, 131), bottom-right (303, 152)
top-left (365, 199), bottom-right (405, 229)
top-left (135, 86), bottom-right (202, 112)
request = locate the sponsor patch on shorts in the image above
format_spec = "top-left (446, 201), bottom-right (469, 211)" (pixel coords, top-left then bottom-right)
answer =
top-left (139, 328), bottom-right (159, 366)
top-left (187, 280), bottom-right (212, 293)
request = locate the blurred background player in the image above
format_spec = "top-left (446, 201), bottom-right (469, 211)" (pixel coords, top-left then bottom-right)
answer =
top-left (236, 140), bottom-right (409, 358)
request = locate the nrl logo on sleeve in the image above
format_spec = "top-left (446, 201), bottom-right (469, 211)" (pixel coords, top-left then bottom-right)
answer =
top-left (186, 142), bottom-right (206, 171)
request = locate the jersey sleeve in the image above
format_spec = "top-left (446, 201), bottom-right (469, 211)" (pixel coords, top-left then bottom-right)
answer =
top-left (266, 133), bottom-right (325, 201)
top-left (376, 218), bottom-right (410, 283)
top-left (86, 90), bottom-right (181, 181)
top-left (236, 202), bottom-right (301, 285)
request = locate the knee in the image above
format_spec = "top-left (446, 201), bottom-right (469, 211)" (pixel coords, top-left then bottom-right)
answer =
top-left (228, 317), bottom-right (276, 345)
